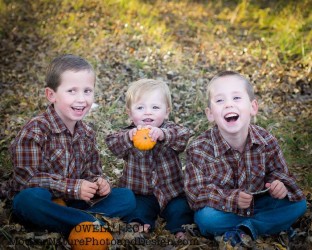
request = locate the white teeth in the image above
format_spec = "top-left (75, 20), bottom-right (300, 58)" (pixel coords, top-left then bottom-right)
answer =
top-left (225, 113), bottom-right (238, 118)
top-left (73, 107), bottom-right (84, 110)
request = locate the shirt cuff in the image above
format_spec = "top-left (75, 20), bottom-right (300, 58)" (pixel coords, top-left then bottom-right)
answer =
top-left (65, 179), bottom-right (82, 199)
top-left (160, 128), bottom-right (171, 144)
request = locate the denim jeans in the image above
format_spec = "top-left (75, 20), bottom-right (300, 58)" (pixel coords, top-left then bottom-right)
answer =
top-left (123, 194), bottom-right (194, 233)
top-left (13, 187), bottom-right (136, 236)
top-left (194, 195), bottom-right (307, 239)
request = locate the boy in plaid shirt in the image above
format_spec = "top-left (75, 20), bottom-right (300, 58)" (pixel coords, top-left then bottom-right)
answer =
top-left (106, 79), bottom-right (193, 238)
top-left (2, 54), bottom-right (135, 240)
top-left (184, 71), bottom-right (306, 247)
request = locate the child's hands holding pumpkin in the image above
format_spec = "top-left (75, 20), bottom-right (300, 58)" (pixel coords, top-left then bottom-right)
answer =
top-left (130, 126), bottom-right (159, 151)
top-left (129, 125), bottom-right (164, 142)
top-left (144, 125), bottom-right (164, 142)
top-left (128, 127), bottom-right (138, 141)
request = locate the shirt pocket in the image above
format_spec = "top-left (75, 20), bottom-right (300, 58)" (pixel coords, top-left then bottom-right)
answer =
top-left (205, 163), bottom-right (234, 187)
top-left (43, 148), bottom-right (67, 174)
top-left (249, 164), bottom-right (266, 190)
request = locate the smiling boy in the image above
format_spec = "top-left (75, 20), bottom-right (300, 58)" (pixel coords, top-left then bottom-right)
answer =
top-left (4, 54), bottom-right (135, 241)
top-left (184, 71), bottom-right (306, 247)
top-left (106, 79), bottom-right (193, 238)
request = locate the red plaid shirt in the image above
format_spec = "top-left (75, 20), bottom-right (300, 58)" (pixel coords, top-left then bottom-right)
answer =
top-left (5, 105), bottom-right (103, 199)
top-left (106, 121), bottom-right (190, 210)
top-left (185, 125), bottom-right (305, 217)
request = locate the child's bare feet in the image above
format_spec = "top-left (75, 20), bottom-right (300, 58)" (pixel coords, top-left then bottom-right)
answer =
top-left (175, 231), bottom-right (187, 239)
top-left (131, 222), bottom-right (150, 233)
top-left (141, 224), bottom-right (150, 233)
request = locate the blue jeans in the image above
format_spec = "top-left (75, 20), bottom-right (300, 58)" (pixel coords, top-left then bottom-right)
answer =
top-left (194, 195), bottom-right (306, 239)
top-left (124, 194), bottom-right (194, 234)
top-left (13, 187), bottom-right (136, 236)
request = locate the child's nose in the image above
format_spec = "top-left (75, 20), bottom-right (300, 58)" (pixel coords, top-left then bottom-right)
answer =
top-left (225, 99), bottom-right (234, 108)
top-left (76, 92), bottom-right (86, 102)
top-left (145, 107), bottom-right (152, 114)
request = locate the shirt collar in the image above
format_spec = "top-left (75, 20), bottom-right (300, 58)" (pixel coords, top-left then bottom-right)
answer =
top-left (211, 124), bottom-right (268, 157)
top-left (211, 125), bottom-right (231, 157)
top-left (246, 124), bottom-right (268, 149)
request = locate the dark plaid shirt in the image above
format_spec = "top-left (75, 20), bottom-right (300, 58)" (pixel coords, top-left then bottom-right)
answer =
top-left (5, 104), bottom-right (102, 199)
top-left (106, 121), bottom-right (190, 210)
top-left (185, 124), bottom-right (305, 217)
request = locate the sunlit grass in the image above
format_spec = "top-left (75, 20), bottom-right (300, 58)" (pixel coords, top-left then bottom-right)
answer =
top-left (0, 0), bottom-right (311, 174)
top-left (217, 0), bottom-right (311, 65)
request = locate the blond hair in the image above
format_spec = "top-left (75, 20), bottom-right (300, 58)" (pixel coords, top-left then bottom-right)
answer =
top-left (125, 79), bottom-right (172, 110)
top-left (207, 71), bottom-right (255, 107)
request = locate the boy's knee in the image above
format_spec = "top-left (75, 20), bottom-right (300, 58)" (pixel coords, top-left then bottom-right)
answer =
top-left (296, 199), bottom-right (307, 216)
top-left (194, 207), bottom-right (221, 234)
top-left (13, 188), bottom-right (51, 214)
top-left (165, 197), bottom-right (190, 217)
top-left (114, 188), bottom-right (136, 210)
top-left (14, 188), bottom-right (51, 204)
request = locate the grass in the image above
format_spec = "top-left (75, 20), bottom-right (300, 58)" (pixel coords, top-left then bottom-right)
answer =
top-left (0, 1), bottom-right (311, 248)
top-left (0, 0), bottom-right (310, 182)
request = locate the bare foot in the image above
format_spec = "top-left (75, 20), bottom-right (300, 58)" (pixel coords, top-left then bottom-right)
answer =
top-left (131, 222), bottom-right (151, 233)
top-left (175, 231), bottom-right (187, 239)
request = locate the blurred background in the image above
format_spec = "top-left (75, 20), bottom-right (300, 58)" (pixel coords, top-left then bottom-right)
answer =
top-left (1, 0), bottom-right (311, 187)
top-left (0, 0), bottom-right (311, 248)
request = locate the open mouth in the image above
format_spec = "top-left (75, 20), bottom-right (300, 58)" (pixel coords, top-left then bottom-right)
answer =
top-left (72, 107), bottom-right (85, 111)
top-left (143, 118), bottom-right (154, 123)
top-left (224, 113), bottom-right (239, 122)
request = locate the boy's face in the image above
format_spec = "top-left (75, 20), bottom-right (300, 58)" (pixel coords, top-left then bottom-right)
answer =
top-left (205, 76), bottom-right (258, 137)
top-left (45, 70), bottom-right (95, 132)
top-left (127, 88), bottom-right (170, 128)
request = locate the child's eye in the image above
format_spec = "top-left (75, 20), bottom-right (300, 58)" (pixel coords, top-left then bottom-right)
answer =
top-left (85, 89), bottom-right (93, 94)
top-left (216, 99), bottom-right (223, 103)
top-left (68, 89), bottom-right (76, 94)
top-left (153, 106), bottom-right (160, 109)
top-left (137, 106), bottom-right (144, 110)
top-left (233, 96), bottom-right (241, 100)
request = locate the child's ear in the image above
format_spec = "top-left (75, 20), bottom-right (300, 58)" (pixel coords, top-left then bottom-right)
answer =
top-left (126, 108), bottom-right (131, 116)
top-left (165, 107), bottom-right (170, 119)
top-left (205, 107), bottom-right (215, 122)
top-left (250, 99), bottom-right (258, 116)
top-left (45, 87), bottom-right (56, 103)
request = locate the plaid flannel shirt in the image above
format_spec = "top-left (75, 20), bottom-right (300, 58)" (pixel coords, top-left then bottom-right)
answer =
top-left (185, 124), bottom-right (305, 217)
top-left (105, 121), bottom-right (190, 210)
top-left (5, 104), bottom-right (103, 199)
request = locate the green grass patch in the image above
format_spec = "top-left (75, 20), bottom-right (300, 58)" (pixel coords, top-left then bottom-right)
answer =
top-left (256, 117), bottom-right (312, 166)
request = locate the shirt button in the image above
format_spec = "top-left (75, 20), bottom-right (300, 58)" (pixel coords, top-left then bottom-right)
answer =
top-left (222, 206), bottom-right (225, 210)
top-left (247, 211), bottom-right (250, 215)
top-left (67, 189), bottom-right (71, 192)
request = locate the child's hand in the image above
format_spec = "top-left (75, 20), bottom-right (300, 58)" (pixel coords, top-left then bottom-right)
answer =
top-left (129, 125), bottom-right (164, 142)
top-left (265, 180), bottom-right (288, 199)
top-left (128, 127), bottom-right (138, 141)
top-left (238, 191), bottom-right (253, 209)
top-left (80, 180), bottom-right (98, 201)
top-left (145, 125), bottom-right (164, 141)
top-left (95, 177), bottom-right (111, 196)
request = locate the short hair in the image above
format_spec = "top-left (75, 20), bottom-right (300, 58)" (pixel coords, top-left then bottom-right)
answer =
top-left (206, 71), bottom-right (255, 107)
top-left (45, 54), bottom-right (95, 91)
top-left (125, 79), bottom-right (172, 111)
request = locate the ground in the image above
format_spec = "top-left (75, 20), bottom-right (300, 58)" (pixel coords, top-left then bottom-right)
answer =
top-left (0, 0), bottom-right (311, 249)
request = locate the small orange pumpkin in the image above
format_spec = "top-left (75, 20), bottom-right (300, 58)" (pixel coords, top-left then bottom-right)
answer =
top-left (68, 221), bottom-right (113, 250)
top-left (132, 128), bottom-right (156, 150)
top-left (52, 198), bottom-right (67, 206)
